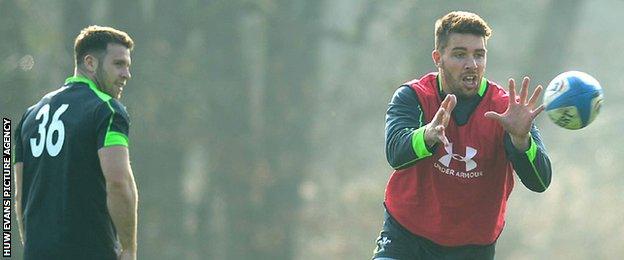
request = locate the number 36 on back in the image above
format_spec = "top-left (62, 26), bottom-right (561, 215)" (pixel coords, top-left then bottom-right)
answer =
top-left (30, 104), bottom-right (69, 157)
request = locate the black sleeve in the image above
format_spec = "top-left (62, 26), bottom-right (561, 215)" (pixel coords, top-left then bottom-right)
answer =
top-left (504, 124), bottom-right (552, 192)
top-left (385, 86), bottom-right (435, 170)
top-left (95, 100), bottom-right (131, 149)
top-left (13, 109), bottom-right (31, 164)
top-left (13, 116), bottom-right (24, 164)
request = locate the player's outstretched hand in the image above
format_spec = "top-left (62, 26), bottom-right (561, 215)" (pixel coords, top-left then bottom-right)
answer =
top-left (424, 94), bottom-right (457, 148)
top-left (484, 77), bottom-right (545, 150)
top-left (118, 250), bottom-right (136, 260)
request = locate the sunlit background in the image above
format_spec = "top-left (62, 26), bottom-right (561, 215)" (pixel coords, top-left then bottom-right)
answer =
top-left (2, 0), bottom-right (623, 259)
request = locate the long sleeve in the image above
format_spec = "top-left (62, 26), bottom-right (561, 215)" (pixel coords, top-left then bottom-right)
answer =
top-left (504, 124), bottom-right (552, 192)
top-left (385, 86), bottom-right (435, 170)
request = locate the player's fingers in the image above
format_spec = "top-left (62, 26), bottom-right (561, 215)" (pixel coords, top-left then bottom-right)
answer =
top-left (484, 111), bottom-right (502, 121)
top-left (440, 94), bottom-right (452, 110)
top-left (446, 94), bottom-right (457, 113)
top-left (441, 104), bottom-right (454, 126)
top-left (520, 76), bottom-right (530, 104)
top-left (437, 129), bottom-right (450, 147)
top-left (508, 78), bottom-right (516, 103)
top-left (431, 107), bottom-right (446, 125)
top-left (527, 84), bottom-right (543, 109)
top-left (441, 112), bottom-right (449, 127)
top-left (440, 137), bottom-right (450, 147)
top-left (531, 104), bottom-right (545, 118)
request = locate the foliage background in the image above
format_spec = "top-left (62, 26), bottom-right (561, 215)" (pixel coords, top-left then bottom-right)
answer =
top-left (2, 0), bottom-right (623, 259)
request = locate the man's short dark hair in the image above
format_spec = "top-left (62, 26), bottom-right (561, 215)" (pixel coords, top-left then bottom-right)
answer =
top-left (434, 11), bottom-right (492, 51)
top-left (74, 25), bottom-right (134, 65)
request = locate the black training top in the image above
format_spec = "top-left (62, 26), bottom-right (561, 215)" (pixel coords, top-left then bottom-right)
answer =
top-left (15, 76), bottom-right (130, 259)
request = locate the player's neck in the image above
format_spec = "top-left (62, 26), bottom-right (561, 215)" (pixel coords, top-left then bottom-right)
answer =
top-left (74, 68), bottom-right (97, 83)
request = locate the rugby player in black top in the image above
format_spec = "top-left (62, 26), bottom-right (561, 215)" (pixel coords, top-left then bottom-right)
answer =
top-left (14, 26), bottom-right (138, 260)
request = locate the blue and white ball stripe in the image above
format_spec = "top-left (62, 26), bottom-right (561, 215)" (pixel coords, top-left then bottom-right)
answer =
top-left (543, 71), bottom-right (603, 130)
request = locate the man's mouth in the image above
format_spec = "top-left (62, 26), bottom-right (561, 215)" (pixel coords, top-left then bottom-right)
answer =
top-left (116, 83), bottom-right (125, 96)
top-left (461, 75), bottom-right (478, 89)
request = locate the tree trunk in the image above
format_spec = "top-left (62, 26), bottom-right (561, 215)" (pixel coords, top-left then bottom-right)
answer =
top-left (525, 0), bottom-right (584, 88)
top-left (196, 1), bottom-right (324, 259)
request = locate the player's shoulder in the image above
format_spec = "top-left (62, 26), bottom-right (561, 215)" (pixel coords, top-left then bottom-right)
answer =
top-left (486, 79), bottom-right (509, 100)
top-left (399, 73), bottom-right (438, 103)
top-left (401, 72), bottom-right (437, 88)
top-left (397, 72), bottom-right (437, 94)
top-left (389, 85), bottom-right (418, 106)
top-left (23, 103), bottom-right (39, 118)
top-left (35, 80), bottom-right (104, 111)
top-left (484, 79), bottom-right (510, 112)
top-left (91, 99), bottom-right (129, 126)
top-left (92, 98), bottom-right (131, 128)
top-left (107, 99), bottom-right (130, 118)
top-left (21, 86), bottom-right (70, 120)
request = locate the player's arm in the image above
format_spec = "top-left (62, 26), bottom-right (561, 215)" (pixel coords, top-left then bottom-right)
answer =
top-left (504, 124), bottom-right (552, 192)
top-left (385, 86), bottom-right (430, 169)
top-left (13, 115), bottom-right (25, 245)
top-left (386, 86), bottom-right (456, 170)
top-left (98, 146), bottom-right (138, 256)
top-left (14, 162), bottom-right (24, 245)
top-left (485, 77), bottom-right (551, 192)
top-left (95, 100), bottom-right (137, 258)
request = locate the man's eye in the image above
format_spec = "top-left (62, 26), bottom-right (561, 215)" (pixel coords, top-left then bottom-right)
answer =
top-left (454, 53), bottom-right (466, 58)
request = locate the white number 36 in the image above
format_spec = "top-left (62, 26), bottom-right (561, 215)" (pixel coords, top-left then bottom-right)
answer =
top-left (30, 104), bottom-right (69, 157)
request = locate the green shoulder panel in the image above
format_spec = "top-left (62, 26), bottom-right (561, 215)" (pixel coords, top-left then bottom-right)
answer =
top-left (65, 76), bottom-right (129, 147)
top-left (65, 76), bottom-right (112, 102)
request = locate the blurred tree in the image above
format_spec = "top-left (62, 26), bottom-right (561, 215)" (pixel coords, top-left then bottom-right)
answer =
top-left (188, 0), bottom-right (325, 259)
top-left (2, 1), bottom-right (29, 258)
top-left (524, 0), bottom-right (583, 86)
top-left (9, 0), bottom-right (622, 259)
top-left (62, 0), bottom-right (90, 64)
top-left (105, 0), bottom-right (197, 258)
top-left (258, 0), bottom-right (324, 258)
top-left (0, 0), bottom-right (31, 118)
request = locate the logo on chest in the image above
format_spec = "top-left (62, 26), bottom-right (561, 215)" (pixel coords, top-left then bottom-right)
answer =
top-left (438, 143), bottom-right (477, 171)
top-left (434, 143), bottom-right (484, 179)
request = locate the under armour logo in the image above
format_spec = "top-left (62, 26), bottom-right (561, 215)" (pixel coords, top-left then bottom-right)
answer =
top-left (374, 236), bottom-right (392, 254)
top-left (438, 143), bottom-right (478, 171)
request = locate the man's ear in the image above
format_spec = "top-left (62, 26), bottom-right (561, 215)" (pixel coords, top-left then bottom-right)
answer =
top-left (432, 49), bottom-right (441, 68)
top-left (83, 54), bottom-right (99, 73)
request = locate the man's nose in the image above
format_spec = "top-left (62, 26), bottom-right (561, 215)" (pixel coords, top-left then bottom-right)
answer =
top-left (464, 57), bottom-right (477, 69)
top-left (121, 68), bottom-right (131, 80)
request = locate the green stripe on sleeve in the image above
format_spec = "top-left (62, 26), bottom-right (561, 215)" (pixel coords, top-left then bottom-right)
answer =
top-left (104, 131), bottom-right (129, 147)
top-left (392, 126), bottom-right (433, 169)
top-left (411, 127), bottom-right (432, 158)
top-left (525, 135), bottom-right (537, 161)
top-left (102, 101), bottom-right (128, 147)
top-left (525, 135), bottom-right (546, 190)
